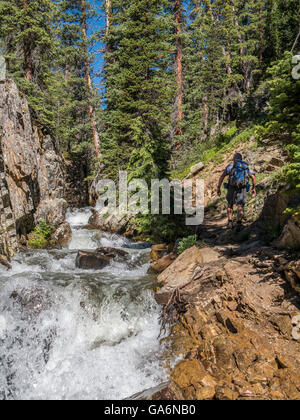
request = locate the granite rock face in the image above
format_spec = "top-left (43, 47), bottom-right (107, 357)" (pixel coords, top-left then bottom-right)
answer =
top-left (0, 79), bottom-right (69, 258)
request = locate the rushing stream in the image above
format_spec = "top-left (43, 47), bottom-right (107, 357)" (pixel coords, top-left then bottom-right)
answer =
top-left (0, 208), bottom-right (168, 400)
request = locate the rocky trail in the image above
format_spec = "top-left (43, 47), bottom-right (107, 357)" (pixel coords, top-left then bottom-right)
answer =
top-left (145, 214), bottom-right (300, 400)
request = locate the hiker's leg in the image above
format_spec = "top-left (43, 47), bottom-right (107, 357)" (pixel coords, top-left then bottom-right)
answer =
top-left (237, 205), bottom-right (244, 222)
top-left (236, 188), bottom-right (246, 222)
top-left (227, 206), bottom-right (234, 222)
top-left (226, 187), bottom-right (235, 224)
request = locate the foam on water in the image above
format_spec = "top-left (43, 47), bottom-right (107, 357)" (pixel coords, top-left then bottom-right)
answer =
top-left (0, 209), bottom-right (167, 400)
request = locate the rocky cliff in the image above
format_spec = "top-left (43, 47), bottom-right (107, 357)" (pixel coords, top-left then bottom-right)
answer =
top-left (0, 78), bottom-right (69, 259)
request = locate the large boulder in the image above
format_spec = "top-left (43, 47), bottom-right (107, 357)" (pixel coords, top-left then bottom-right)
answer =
top-left (258, 191), bottom-right (291, 228)
top-left (150, 244), bottom-right (168, 261)
top-left (75, 247), bottom-right (128, 270)
top-left (274, 217), bottom-right (300, 250)
top-left (88, 208), bottom-right (130, 234)
top-left (75, 251), bottom-right (111, 270)
top-left (148, 253), bottom-right (176, 274)
top-left (35, 198), bottom-right (68, 229)
top-left (0, 254), bottom-right (12, 270)
top-left (51, 222), bottom-right (72, 248)
top-left (186, 162), bottom-right (205, 178)
top-left (155, 246), bottom-right (220, 304)
top-left (96, 247), bottom-right (129, 258)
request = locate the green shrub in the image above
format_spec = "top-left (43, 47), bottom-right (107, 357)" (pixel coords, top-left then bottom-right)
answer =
top-left (28, 221), bottom-right (53, 249)
top-left (177, 235), bottom-right (197, 255)
top-left (284, 206), bottom-right (300, 223)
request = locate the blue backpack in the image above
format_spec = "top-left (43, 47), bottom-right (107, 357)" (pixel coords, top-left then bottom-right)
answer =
top-left (230, 160), bottom-right (249, 188)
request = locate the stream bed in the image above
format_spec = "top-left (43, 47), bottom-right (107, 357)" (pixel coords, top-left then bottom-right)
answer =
top-left (0, 208), bottom-right (168, 400)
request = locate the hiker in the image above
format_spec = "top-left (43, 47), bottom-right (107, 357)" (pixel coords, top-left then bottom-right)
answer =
top-left (217, 153), bottom-right (256, 231)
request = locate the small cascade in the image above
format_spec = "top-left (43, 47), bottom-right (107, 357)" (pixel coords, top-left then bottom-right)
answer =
top-left (0, 208), bottom-right (167, 400)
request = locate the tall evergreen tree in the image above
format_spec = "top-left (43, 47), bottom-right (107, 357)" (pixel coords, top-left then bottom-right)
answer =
top-left (53, 0), bottom-right (90, 151)
top-left (174, 0), bottom-right (184, 138)
top-left (103, 0), bottom-right (174, 181)
top-left (0, 0), bottom-right (56, 127)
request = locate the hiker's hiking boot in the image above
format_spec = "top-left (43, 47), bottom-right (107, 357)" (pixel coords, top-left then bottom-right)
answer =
top-left (236, 221), bottom-right (243, 233)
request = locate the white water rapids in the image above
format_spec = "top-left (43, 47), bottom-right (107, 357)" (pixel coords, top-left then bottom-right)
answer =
top-left (0, 208), bottom-right (169, 400)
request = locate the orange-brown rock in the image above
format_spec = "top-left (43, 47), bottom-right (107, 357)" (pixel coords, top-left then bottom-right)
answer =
top-left (154, 241), bottom-right (300, 400)
top-left (171, 359), bottom-right (216, 400)
top-left (155, 246), bottom-right (220, 304)
top-left (150, 244), bottom-right (168, 262)
top-left (148, 253), bottom-right (176, 274)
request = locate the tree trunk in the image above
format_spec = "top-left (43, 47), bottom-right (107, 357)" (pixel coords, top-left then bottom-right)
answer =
top-left (259, 5), bottom-right (263, 66)
top-left (105, 0), bottom-right (113, 60)
top-left (106, 0), bottom-right (111, 37)
top-left (24, 40), bottom-right (32, 81)
top-left (231, 1), bottom-right (250, 93)
top-left (80, 0), bottom-right (101, 161)
top-left (175, 0), bottom-right (183, 137)
top-left (23, 1), bottom-right (32, 81)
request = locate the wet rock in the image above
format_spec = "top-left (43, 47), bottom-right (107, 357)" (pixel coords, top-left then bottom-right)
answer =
top-left (88, 208), bottom-right (129, 234)
top-left (10, 287), bottom-right (51, 316)
top-left (75, 247), bottom-right (128, 270)
top-left (148, 253), bottom-right (176, 274)
top-left (0, 254), bottom-right (12, 270)
top-left (124, 242), bottom-right (152, 250)
top-left (96, 247), bottom-right (129, 258)
top-left (150, 244), bottom-right (168, 262)
top-left (127, 382), bottom-right (170, 400)
top-left (128, 381), bottom-right (184, 401)
top-left (51, 222), bottom-right (72, 248)
top-left (75, 251), bottom-right (111, 270)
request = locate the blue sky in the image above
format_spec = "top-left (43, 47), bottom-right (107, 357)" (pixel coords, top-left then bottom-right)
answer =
top-left (89, 0), bottom-right (106, 95)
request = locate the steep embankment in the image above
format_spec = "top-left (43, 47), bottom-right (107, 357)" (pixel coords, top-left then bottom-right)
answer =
top-left (0, 79), bottom-right (70, 262)
top-left (146, 138), bottom-right (300, 400)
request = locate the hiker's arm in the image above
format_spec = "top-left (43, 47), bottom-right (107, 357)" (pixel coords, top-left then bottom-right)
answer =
top-left (250, 174), bottom-right (256, 197)
top-left (217, 172), bottom-right (226, 196)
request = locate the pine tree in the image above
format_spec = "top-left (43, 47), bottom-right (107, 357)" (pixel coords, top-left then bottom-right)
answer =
top-left (49, 0), bottom-right (101, 165)
top-left (174, 0), bottom-right (184, 138)
top-left (183, 0), bottom-right (227, 143)
top-left (0, 0), bottom-right (56, 127)
top-left (53, 0), bottom-right (89, 152)
top-left (103, 0), bottom-right (174, 182)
